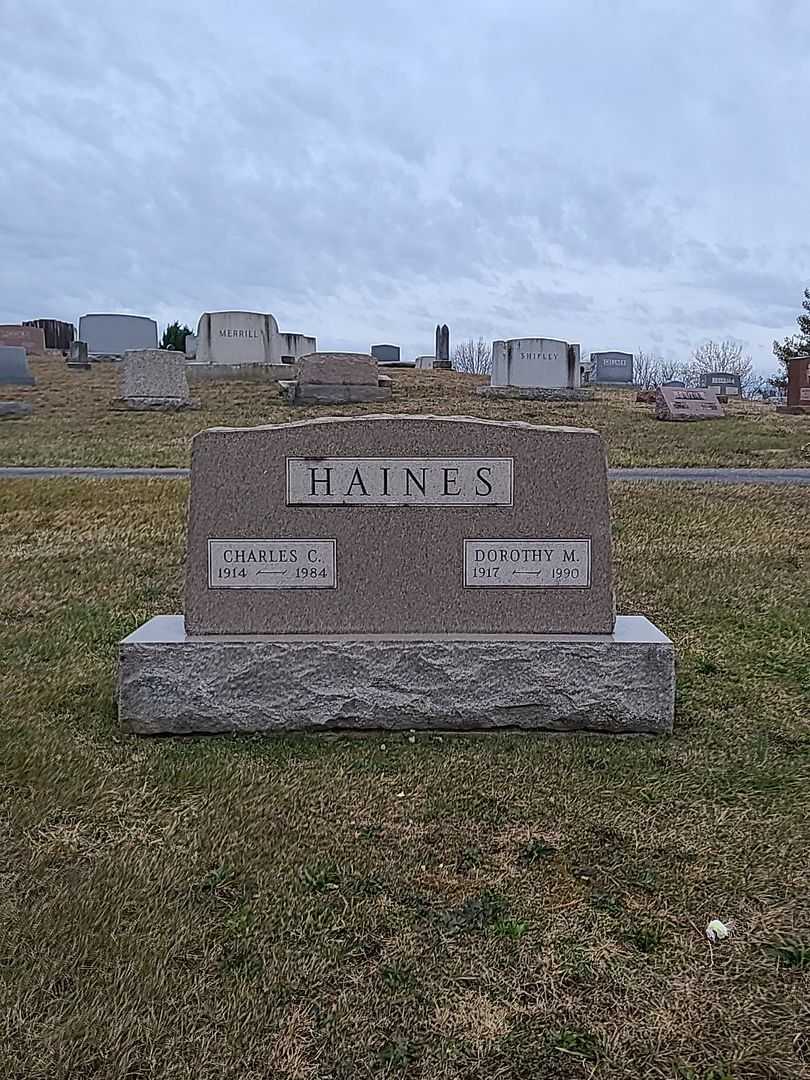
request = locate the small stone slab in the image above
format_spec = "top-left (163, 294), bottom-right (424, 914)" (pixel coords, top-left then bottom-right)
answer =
top-left (298, 352), bottom-right (379, 385)
top-left (110, 397), bottom-right (199, 412)
top-left (656, 386), bottom-right (724, 421)
top-left (0, 401), bottom-right (32, 419)
top-left (285, 382), bottom-right (393, 405)
top-left (187, 363), bottom-right (290, 382)
top-left (477, 386), bottom-right (592, 401)
top-left (119, 615), bottom-right (675, 735)
top-left (118, 349), bottom-right (193, 408)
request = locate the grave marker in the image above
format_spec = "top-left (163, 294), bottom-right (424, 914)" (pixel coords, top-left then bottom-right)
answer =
top-left (479, 338), bottom-right (589, 400)
top-left (655, 386), bottom-right (724, 421)
top-left (591, 351), bottom-right (634, 385)
top-left (0, 345), bottom-right (35, 385)
top-left (24, 319), bottom-right (75, 350)
top-left (371, 344), bottom-right (400, 364)
top-left (279, 353), bottom-right (392, 405)
top-left (113, 349), bottom-right (195, 410)
top-left (120, 415), bottom-right (673, 734)
top-left (0, 325), bottom-right (46, 355)
top-left (699, 372), bottom-right (741, 397)
top-left (79, 313), bottom-right (158, 357)
top-left (776, 356), bottom-right (810, 415)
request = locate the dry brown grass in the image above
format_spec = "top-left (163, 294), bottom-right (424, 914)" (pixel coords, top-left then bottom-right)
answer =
top-left (2, 356), bottom-right (810, 468)
top-left (1, 478), bottom-right (808, 1078)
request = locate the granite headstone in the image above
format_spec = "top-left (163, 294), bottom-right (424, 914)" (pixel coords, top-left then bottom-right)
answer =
top-left (119, 414), bottom-right (674, 735)
top-left (0, 345), bottom-right (35, 385)
top-left (24, 319), bottom-right (75, 350)
top-left (591, 351), bottom-right (634, 385)
top-left (79, 314), bottom-right (159, 357)
top-left (371, 344), bottom-right (400, 364)
top-left (0, 325), bottom-right (46, 355)
top-left (115, 349), bottom-right (195, 410)
top-left (777, 355), bottom-right (810, 415)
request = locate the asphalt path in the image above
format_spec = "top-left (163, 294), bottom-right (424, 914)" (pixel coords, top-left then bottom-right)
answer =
top-left (1, 466), bottom-right (809, 484)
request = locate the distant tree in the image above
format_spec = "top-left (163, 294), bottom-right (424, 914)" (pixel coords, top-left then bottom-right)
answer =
top-left (453, 337), bottom-right (492, 374)
top-left (634, 350), bottom-right (688, 388)
top-left (686, 339), bottom-right (754, 396)
top-left (160, 321), bottom-right (192, 352)
top-left (634, 349), bottom-right (662, 389)
top-left (773, 287), bottom-right (810, 374)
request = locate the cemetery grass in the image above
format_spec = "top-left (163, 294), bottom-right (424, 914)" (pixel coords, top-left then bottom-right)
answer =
top-left (2, 358), bottom-right (810, 469)
top-left (2, 481), bottom-right (809, 1079)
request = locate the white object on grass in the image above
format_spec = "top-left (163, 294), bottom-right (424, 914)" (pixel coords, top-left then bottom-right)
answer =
top-left (706, 919), bottom-right (732, 942)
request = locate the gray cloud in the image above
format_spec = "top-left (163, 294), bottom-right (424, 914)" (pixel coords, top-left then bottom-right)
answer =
top-left (0, 0), bottom-right (808, 369)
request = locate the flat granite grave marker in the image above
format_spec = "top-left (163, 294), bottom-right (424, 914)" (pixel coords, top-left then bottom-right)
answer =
top-left (119, 415), bottom-right (674, 735)
top-left (700, 372), bottom-right (741, 397)
top-left (0, 345), bottom-right (35, 385)
top-left (656, 386), bottom-right (725, 421)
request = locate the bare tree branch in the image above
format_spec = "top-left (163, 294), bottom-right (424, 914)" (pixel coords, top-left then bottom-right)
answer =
top-left (453, 337), bottom-right (492, 375)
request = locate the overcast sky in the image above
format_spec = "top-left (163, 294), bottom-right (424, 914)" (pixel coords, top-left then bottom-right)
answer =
top-left (1, 0), bottom-right (808, 368)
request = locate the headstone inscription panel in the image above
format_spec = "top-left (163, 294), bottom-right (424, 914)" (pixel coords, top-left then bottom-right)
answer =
top-left (184, 415), bottom-right (615, 636)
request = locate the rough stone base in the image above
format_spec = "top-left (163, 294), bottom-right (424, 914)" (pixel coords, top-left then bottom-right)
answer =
top-left (476, 385), bottom-right (593, 402)
top-left (119, 615), bottom-right (674, 735)
top-left (0, 402), bottom-right (32, 419)
top-left (110, 397), bottom-right (199, 412)
top-left (279, 381), bottom-right (393, 405)
top-left (187, 363), bottom-right (293, 383)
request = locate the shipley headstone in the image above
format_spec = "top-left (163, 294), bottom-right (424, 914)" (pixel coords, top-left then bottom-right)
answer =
top-left (119, 415), bottom-right (674, 735)
top-left (656, 386), bottom-right (725, 422)
top-left (479, 338), bottom-right (589, 400)
top-left (113, 350), bottom-right (195, 410)
top-left (0, 345), bottom-right (35, 385)
top-left (776, 356), bottom-right (810, 415)
top-left (0, 325), bottom-right (46, 355)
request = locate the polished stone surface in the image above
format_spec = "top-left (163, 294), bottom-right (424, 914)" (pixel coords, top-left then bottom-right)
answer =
top-left (184, 415), bottom-right (614, 636)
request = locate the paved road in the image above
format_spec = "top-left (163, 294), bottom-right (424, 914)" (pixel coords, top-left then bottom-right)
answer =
top-left (1, 465), bottom-right (810, 484)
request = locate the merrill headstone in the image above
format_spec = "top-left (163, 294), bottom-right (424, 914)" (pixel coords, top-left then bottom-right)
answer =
top-left (119, 415), bottom-right (674, 735)
top-left (0, 325), bottom-right (46, 355)
top-left (371, 344), bottom-right (400, 364)
top-left (655, 386), bottom-right (725, 421)
top-left (699, 372), bottom-right (741, 397)
top-left (280, 353), bottom-right (392, 405)
top-left (479, 338), bottom-right (589, 400)
top-left (79, 314), bottom-right (158, 358)
top-left (24, 319), bottom-right (75, 350)
top-left (591, 351), bottom-right (634, 385)
top-left (0, 345), bottom-right (35, 385)
top-left (113, 350), bottom-right (195, 410)
top-left (777, 355), bottom-right (810, 415)
top-left (193, 311), bottom-right (280, 366)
